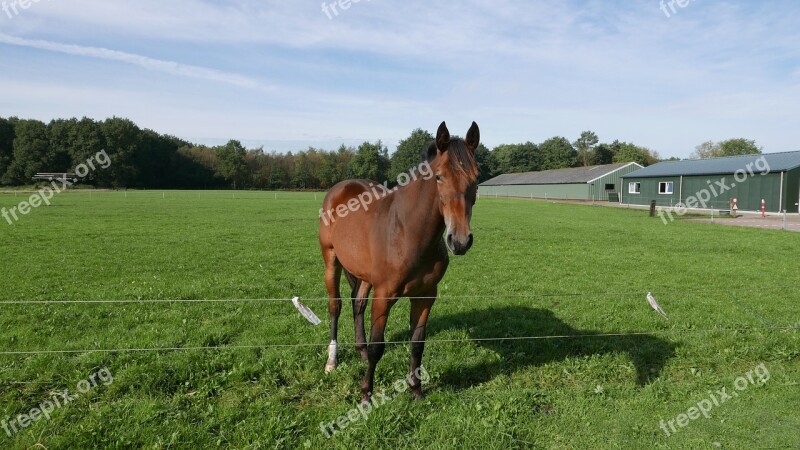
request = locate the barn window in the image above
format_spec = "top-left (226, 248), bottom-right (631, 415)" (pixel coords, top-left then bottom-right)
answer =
top-left (658, 181), bottom-right (673, 194)
top-left (628, 182), bottom-right (640, 194)
top-left (605, 183), bottom-right (615, 190)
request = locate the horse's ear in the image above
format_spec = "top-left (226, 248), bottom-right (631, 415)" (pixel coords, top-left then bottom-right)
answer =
top-left (465, 121), bottom-right (480, 152)
top-left (436, 121), bottom-right (450, 151)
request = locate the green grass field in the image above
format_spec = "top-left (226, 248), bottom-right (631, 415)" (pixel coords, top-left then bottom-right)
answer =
top-left (0, 190), bottom-right (798, 449)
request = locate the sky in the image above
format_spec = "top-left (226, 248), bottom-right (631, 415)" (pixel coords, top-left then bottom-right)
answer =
top-left (1, 0), bottom-right (799, 158)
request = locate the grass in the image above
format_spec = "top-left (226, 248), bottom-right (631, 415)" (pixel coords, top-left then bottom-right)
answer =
top-left (0, 190), bottom-right (798, 449)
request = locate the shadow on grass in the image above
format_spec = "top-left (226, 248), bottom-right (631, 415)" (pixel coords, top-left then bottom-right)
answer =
top-left (390, 305), bottom-right (676, 390)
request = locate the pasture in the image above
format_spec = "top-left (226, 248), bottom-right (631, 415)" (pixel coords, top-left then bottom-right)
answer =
top-left (0, 190), bottom-right (798, 448)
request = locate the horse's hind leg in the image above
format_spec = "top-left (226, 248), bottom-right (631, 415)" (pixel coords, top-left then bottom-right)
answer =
top-left (345, 270), bottom-right (371, 361)
top-left (408, 289), bottom-right (436, 400)
top-left (322, 248), bottom-right (343, 373)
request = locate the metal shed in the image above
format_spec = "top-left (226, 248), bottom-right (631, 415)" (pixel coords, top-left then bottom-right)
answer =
top-left (479, 162), bottom-right (643, 201)
top-left (620, 151), bottom-right (800, 213)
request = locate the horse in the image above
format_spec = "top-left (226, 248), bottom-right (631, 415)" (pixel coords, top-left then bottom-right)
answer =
top-left (318, 121), bottom-right (480, 402)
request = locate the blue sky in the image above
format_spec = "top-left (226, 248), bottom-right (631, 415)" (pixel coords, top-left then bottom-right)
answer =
top-left (1, 0), bottom-right (799, 158)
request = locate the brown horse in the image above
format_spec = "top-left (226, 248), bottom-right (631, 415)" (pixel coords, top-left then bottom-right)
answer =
top-left (318, 121), bottom-right (480, 402)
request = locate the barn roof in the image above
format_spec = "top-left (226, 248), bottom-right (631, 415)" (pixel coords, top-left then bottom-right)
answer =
top-left (623, 151), bottom-right (800, 178)
top-left (480, 162), bottom-right (641, 186)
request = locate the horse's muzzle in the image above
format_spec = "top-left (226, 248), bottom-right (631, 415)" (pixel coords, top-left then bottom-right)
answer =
top-left (446, 232), bottom-right (473, 255)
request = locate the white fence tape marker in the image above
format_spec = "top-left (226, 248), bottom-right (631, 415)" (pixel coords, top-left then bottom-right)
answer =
top-left (647, 292), bottom-right (669, 320)
top-left (292, 296), bottom-right (322, 325)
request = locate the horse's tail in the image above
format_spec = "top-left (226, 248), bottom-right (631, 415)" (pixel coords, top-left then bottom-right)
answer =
top-left (342, 269), bottom-right (361, 299)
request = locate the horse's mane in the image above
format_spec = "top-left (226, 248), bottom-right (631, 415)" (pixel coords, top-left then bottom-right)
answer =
top-left (422, 138), bottom-right (479, 183)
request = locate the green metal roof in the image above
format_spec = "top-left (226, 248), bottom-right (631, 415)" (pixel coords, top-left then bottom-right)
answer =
top-left (480, 162), bottom-right (640, 186)
top-left (623, 151), bottom-right (800, 178)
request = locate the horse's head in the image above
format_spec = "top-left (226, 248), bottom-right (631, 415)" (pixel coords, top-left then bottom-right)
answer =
top-left (426, 121), bottom-right (480, 255)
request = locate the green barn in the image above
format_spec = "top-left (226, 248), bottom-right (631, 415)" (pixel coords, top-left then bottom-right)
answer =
top-left (479, 162), bottom-right (643, 201)
top-left (621, 151), bottom-right (800, 213)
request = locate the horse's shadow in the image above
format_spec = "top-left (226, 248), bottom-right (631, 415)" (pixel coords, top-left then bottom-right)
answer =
top-left (389, 305), bottom-right (676, 390)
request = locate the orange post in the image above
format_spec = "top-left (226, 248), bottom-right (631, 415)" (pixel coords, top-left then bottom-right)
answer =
top-left (761, 199), bottom-right (766, 218)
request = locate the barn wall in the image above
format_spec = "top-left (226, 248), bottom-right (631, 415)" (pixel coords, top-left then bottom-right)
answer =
top-left (783, 167), bottom-right (800, 213)
top-left (683, 172), bottom-right (782, 212)
top-left (622, 172), bottom-right (788, 212)
top-left (587, 164), bottom-right (642, 201)
top-left (621, 176), bottom-right (681, 207)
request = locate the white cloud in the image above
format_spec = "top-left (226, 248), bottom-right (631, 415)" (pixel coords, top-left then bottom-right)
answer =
top-left (0, 32), bottom-right (274, 92)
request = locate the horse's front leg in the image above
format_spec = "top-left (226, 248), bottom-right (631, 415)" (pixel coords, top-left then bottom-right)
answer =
top-left (361, 288), bottom-right (397, 403)
top-left (409, 289), bottom-right (436, 399)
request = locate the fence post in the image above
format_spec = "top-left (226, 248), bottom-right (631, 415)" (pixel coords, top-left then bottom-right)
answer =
top-left (649, 200), bottom-right (656, 217)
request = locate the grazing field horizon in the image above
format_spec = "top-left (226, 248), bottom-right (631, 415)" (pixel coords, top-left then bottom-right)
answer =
top-left (0, 190), bottom-right (798, 448)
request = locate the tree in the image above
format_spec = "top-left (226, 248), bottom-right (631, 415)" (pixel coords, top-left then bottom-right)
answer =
top-left (268, 158), bottom-right (289, 189)
top-left (490, 142), bottom-right (540, 175)
top-left (319, 146), bottom-right (354, 188)
top-left (539, 137), bottom-right (577, 170)
top-left (175, 144), bottom-right (221, 188)
top-left (3, 119), bottom-right (51, 184)
top-left (349, 141), bottom-right (389, 181)
top-left (573, 130), bottom-right (599, 167)
top-left (0, 117), bottom-right (15, 183)
top-left (101, 117), bottom-right (142, 187)
top-left (335, 145), bottom-right (354, 182)
top-left (612, 141), bottom-right (659, 166)
top-left (719, 138), bottom-right (761, 156)
top-left (390, 129), bottom-right (433, 180)
top-left (216, 140), bottom-right (248, 188)
top-left (588, 143), bottom-right (614, 165)
top-left (489, 144), bottom-right (515, 175)
top-left (473, 143), bottom-right (494, 183)
top-left (292, 151), bottom-right (314, 189)
top-left (46, 119), bottom-right (75, 172)
top-left (318, 152), bottom-right (339, 189)
top-left (691, 141), bottom-right (721, 159)
top-left (691, 139), bottom-right (761, 159)
top-left (67, 117), bottom-right (106, 173)
top-left (514, 142), bottom-right (540, 172)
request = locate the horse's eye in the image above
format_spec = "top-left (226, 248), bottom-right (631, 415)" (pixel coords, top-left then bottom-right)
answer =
top-left (435, 174), bottom-right (442, 181)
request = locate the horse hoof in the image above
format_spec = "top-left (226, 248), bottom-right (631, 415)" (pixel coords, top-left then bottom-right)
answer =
top-left (324, 362), bottom-right (336, 373)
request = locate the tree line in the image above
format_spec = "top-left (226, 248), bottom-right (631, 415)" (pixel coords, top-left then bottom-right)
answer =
top-left (0, 116), bottom-right (760, 189)
top-left (690, 138), bottom-right (762, 159)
